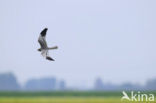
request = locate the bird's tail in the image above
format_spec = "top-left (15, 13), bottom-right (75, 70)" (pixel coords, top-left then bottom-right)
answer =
top-left (48, 46), bottom-right (58, 50)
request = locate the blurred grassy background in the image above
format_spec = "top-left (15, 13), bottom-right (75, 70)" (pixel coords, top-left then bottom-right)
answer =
top-left (0, 91), bottom-right (155, 103)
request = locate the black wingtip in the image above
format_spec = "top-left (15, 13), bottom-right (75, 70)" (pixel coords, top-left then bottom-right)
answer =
top-left (46, 56), bottom-right (55, 61)
top-left (40, 28), bottom-right (48, 36)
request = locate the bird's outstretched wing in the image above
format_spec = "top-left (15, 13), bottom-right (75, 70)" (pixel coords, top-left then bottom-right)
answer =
top-left (40, 28), bottom-right (48, 37)
top-left (38, 28), bottom-right (48, 49)
top-left (46, 56), bottom-right (54, 61)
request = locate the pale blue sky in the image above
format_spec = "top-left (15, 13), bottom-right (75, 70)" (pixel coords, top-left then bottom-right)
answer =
top-left (0, 0), bottom-right (156, 88)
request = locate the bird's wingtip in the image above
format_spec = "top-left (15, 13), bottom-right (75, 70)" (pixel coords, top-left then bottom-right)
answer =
top-left (46, 56), bottom-right (55, 61)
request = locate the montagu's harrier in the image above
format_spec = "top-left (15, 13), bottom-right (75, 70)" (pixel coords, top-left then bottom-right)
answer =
top-left (38, 28), bottom-right (58, 61)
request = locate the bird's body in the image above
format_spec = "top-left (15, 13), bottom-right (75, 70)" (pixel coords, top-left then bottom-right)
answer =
top-left (38, 28), bottom-right (58, 61)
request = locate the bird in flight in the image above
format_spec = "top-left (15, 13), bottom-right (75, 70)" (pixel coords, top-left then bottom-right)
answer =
top-left (38, 28), bottom-right (58, 61)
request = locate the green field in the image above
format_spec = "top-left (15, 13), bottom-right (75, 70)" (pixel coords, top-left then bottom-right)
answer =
top-left (0, 97), bottom-right (127, 103)
top-left (0, 91), bottom-right (155, 103)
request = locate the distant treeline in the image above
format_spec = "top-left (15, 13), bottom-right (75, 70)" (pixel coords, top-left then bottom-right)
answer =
top-left (0, 73), bottom-right (65, 91)
top-left (94, 78), bottom-right (156, 91)
top-left (0, 73), bottom-right (156, 91)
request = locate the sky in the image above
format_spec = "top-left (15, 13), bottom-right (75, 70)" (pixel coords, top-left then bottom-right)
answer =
top-left (0, 0), bottom-right (156, 88)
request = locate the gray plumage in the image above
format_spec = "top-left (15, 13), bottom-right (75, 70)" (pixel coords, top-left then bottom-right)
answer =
top-left (38, 28), bottom-right (58, 61)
